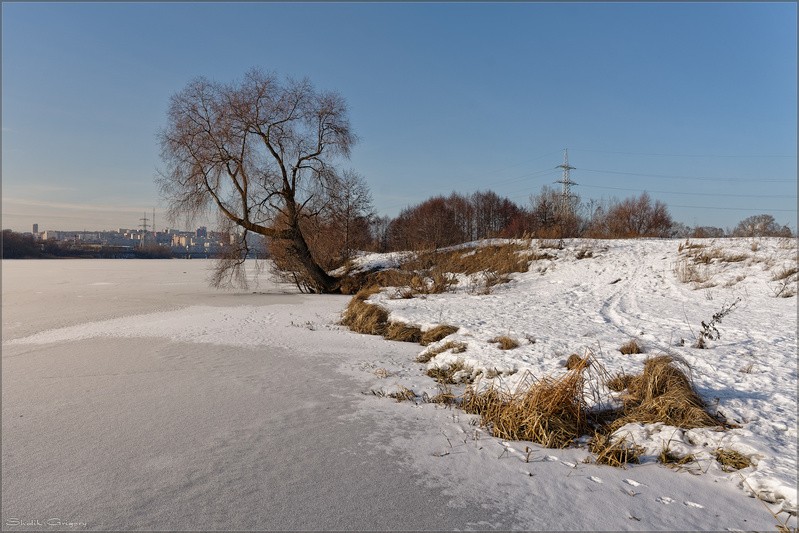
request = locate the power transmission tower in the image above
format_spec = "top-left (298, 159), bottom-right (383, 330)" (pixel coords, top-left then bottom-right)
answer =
top-left (555, 148), bottom-right (578, 215)
top-left (139, 211), bottom-right (150, 246)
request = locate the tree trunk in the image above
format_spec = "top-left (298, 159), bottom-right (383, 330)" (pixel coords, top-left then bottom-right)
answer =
top-left (288, 224), bottom-right (340, 294)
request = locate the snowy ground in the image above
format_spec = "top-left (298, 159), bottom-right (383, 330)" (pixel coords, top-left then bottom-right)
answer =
top-left (1, 241), bottom-right (796, 531)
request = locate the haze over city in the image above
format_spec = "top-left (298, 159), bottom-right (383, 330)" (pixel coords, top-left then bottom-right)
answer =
top-left (2, 2), bottom-right (796, 234)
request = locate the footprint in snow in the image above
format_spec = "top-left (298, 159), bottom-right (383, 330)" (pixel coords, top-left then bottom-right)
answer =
top-left (544, 455), bottom-right (559, 462)
top-left (589, 476), bottom-right (603, 484)
top-left (684, 501), bottom-right (705, 509)
top-left (623, 479), bottom-right (643, 487)
top-left (656, 496), bottom-right (674, 505)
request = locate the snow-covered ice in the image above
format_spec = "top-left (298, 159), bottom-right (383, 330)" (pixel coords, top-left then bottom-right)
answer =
top-left (2, 239), bottom-right (796, 530)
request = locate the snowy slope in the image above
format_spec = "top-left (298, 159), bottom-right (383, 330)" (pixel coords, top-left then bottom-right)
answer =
top-left (361, 237), bottom-right (798, 517)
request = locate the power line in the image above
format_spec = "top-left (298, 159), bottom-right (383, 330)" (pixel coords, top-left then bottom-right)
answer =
top-left (571, 148), bottom-right (797, 159)
top-left (579, 183), bottom-right (796, 199)
top-left (579, 167), bottom-right (794, 183)
top-left (666, 204), bottom-right (797, 213)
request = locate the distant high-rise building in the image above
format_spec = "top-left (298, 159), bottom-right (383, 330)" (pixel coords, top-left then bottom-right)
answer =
top-left (196, 226), bottom-right (208, 238)
top-left (32, 224), bottom-right (39, 234)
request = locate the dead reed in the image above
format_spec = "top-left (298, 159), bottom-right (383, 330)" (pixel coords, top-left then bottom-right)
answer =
top-left (610, 355), bottom-right (721, 431)
top-left (421, 325), bottom-right (460, 346)
top-left (462, 360), bottom-right (590, 448)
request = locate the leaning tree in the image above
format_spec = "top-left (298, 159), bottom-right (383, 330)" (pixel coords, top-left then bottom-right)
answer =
top-left (158, 69), bottom-right (357, 293)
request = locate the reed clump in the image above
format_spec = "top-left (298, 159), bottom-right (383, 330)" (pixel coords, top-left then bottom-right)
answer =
top-left (610, 355), bottom-right (721, 431)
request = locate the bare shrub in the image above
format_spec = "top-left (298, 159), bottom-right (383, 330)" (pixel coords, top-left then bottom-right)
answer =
top-left (601, 192), bottom-right (673, 238)
top-left (694, 298), bottom-right (741, 348)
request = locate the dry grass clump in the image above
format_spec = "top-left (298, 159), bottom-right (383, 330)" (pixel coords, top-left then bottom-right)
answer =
top-left (490, 336), bottom-right (520, 350)
top-left (462, 362), bottom-right (590, 448)
top-left (619, 339), bottom-right (644, 355)
top-left (714, 448), bottom-right (751, 471)
top-left (388, 386), bottom-right (417, 402)
top-left (606, 372), bottom-right (634, 392)
top-left (659, 444), bottom-right (696, 469)
top-left (678, 240), bottom-right (707, 252)
top-left (565, 353), bottom-right (588, 370)
top-left (384, 322), bottom-right (423, 343)
top-left (421, 325), bottom-right (460, 346)
top-left (772, 265), bottom-right (798, 282)
top-left (341, 294), bottom-right (389, 336)
top-left (416, 340), bottom-right (468, 363)
top-left (425, 385), bottom-right (459, 406)
top-left (674, 259), bottom-right (710, 284)
top-left (590, 433), bottom-right (644, 467)
top-left (610, 355), bottom-right (720, 431)
top-left (426, 360), bottom-right (473, 384)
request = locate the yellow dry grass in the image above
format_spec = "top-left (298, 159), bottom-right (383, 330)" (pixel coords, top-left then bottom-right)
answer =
top-left (610, 355), bottom-right (721, 431)
top-left (714, 448), bottom-right (751, 471)
top-left (490, 336), bottom-right (520, 350)
top-left (340, 296), bottom-right (389, 336)
top-left (590, 433), bottom-right (644, 467)
top-left (421, 325), bottom-right (460, 346)
top-left (384, 322), bottom-right (423, 343)
top-left (462, 360), bottom-right (590, 448)
top-left (619, 339), bottom-right (643, 355)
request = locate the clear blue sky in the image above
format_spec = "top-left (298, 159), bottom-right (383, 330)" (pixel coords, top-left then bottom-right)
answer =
top-left (2, 2), bottom-right (796, 233)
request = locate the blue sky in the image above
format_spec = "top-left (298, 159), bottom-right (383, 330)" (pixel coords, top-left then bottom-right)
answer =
top-left (2, 2), bottom-right (796, 233)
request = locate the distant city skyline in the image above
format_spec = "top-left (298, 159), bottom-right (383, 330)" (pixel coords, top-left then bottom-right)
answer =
top-left (2, 3), bottom-right (796, 233)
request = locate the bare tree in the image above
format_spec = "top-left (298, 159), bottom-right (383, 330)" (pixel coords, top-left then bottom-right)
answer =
top-left (598, 192), bottom-right (673, 238)
top-left (158, 69), bottom-right (356, 293)
top-left (732, 214), bottom-right (792, 238)
top-left (328, 170), bottom-right (375, 262)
